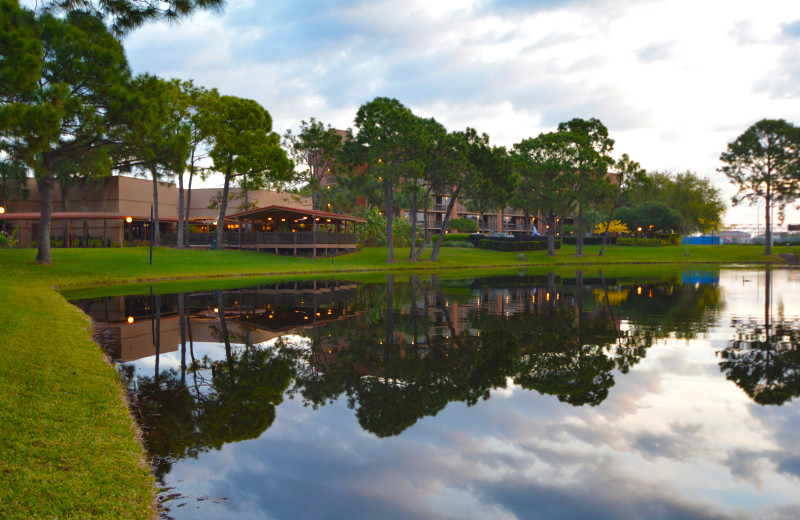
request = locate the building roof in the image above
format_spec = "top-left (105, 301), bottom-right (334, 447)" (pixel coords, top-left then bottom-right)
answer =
top-left (0, 212), bottom-right (213, 223)
top-left (227, 205), bottom-right (365, 223)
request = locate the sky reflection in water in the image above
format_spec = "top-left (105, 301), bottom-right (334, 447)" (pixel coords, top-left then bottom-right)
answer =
top-left (72, 268), bottom-right (800, 520)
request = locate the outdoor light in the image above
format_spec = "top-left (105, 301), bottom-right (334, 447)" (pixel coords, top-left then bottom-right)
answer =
top-left (315, 218), bottom-right (320, 221)
top-left (0, 207), bottom-right (5, 214)
top-left (127, 316), bottom-right (134, 324)
top-left (281, 218), bottom-right (286, 222)
top-left (213, 307), bottom-right (218, 313)
top-left (326, 219), bottom-right (331, 222)
top-left (268, 217), bottom-right (272, 221)
top-left (125, 216), bottom-right (132, 223)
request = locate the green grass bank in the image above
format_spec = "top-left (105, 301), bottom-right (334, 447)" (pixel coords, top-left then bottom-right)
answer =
top-left (0, 243), bottom-right (795, 518)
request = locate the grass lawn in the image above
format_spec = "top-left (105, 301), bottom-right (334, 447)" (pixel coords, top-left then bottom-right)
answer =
top-left (0, 242), bottom-right (795, 518)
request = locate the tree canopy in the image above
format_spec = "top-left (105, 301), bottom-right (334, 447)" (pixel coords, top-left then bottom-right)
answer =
top-left (720, 118), bottom-right (800, 255)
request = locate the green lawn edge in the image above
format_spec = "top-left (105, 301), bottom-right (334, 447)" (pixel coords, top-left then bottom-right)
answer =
top-left (0, 243), bottom-right (794, 518)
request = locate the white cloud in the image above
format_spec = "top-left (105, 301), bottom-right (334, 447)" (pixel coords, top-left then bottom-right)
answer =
top-left (110, 0), bottom-right (800, 225)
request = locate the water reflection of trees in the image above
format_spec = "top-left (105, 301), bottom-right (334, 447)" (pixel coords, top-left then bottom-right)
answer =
top-left (108, 272), bottom-right (725, 467)
top-left (719, 270), bottom-right (800, 405)
top-left (125, 292), bottom-right (300, 481)
top-left (291, 272), bottom-right (721, 434)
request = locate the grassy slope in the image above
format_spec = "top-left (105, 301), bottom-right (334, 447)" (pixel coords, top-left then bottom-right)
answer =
top-left (0, 243), bottom-right (793, 518)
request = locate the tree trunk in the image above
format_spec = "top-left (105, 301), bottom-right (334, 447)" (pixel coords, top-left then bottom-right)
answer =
top-left (546, 211), bottom-right (556, 257)
top-left (431, 184), bottom-right (462, 261)
top-left (36, 171), bottom-right (55, 265)
top-left (185, 165), bottom-right (194, 247)
top-left (216, 162), bottom-right (232, 250)
top-left (81, 183), bottom-right (89, 247)
top-left (61, 186), bottom-right (69, 244)
top-left (764, 189), bottom-right (772, 256)
top-left (575, 202), bottom-right (584, 256)
top-left (408, 185), bottom-right (418, 261)
top-left (151, 170), bottom-right (160, 247)
top-left (384, 178), bottom-right (394, 262)
top-left (177, 171), bottom-right (185, 249)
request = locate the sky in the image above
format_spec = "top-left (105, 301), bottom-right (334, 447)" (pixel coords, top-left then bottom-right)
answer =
top-left (116, 0), bottom-right (800, 227)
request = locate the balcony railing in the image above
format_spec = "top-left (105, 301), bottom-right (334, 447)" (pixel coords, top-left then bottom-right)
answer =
top-left (163, 232), bottom-right (357, 248)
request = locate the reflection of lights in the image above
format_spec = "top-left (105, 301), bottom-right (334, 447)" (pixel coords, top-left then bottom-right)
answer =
top-left (649, 290), bottom-right (653, 298)
top-left (316, 312), bottom-right (321, 317)
top-left (269, 315), bottom-right (273, 319)
top-left (637, 286), bottom-right (642, 295)
top-left (327, 309), bottom-right (332, 314)
top-left (127, 316), bottom-right (134, 324)
top-left (546, 292), bottom-right (550, 301)
top-left (304, 316), bottom-right (308, 320)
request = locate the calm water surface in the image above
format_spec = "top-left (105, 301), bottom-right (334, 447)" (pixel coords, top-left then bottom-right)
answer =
top-left (70, 268), bottom-right (800, 520)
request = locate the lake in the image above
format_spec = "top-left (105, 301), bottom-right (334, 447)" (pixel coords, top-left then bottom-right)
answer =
top-left (69, 267), bottom-right (800, 520)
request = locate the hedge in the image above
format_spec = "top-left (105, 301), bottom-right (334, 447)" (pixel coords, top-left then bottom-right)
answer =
top-left (478, 239), bottom-right (561, 252)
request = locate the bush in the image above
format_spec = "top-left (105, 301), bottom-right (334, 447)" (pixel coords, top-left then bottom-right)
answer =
top-left (447, 218), bottom-right (478, 233)
top-left (432, 233), bottom-right (474, 244)
top-left (50, 237), bottom-right (63, 248)
top-left (441, 240), bottom-right (474, 248)
top-left (88, 238), bottom-right (103, 248)
top-left (478, 239), bottom-right (561, 252)
top-left (656, 233), bottom-right (681, 246)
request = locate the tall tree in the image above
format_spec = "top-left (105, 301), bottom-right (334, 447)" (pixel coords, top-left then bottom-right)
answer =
top-left (179, 82), bottom-right (218, 247)
top-left (719, 119), bottom-right (800, 255)
top-left (342, 97), bottom-right (421, 263)
top-left (204, 95), bottom-right (293, 249)
top-left (430, 129), bottom-right (517, 261)
top-left (0, 9), bottom-right (132, 264)
top-left (557, 118), bottom-right (615, 255)
top-left (283, 118), bottom-right (343, 211)
top-left (513, 132), bottom-right (580, 256)
top-left (120, 75), bottom-right (190, 247)
top-left (598, 153), bottom-right (645, 256)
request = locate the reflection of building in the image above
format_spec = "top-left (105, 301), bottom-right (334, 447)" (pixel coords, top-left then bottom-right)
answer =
top-left (74, 280), bottom-right (361, 361)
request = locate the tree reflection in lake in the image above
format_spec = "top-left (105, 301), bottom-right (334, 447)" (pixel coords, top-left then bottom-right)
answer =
top-left (719, 269), bottom-right (800, 405)
top-left (77, 271), bottom-right (728, 478)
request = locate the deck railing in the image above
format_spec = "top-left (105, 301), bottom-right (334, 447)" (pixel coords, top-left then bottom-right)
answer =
top-left (162, 232), bottom-right (357, 247)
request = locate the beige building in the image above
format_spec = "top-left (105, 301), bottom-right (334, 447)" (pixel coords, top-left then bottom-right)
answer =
top-left (1, 175), bottom-right (309, 245)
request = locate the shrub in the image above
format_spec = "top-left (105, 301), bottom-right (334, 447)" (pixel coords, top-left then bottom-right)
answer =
top-left (432, 233), bottom-right (474, 244)
top-left (478, 239), bottom-right (560, 252)
top-left (447, 218), bottom-right (478, 233)
top-left (441, 240), bottom-right (474, 248)
top-left (88, 238), bottom-right (103, 248)
top-left (50, 237), bottom-right (63, 248)
top-left (656, 233), bottom-right (681, 246)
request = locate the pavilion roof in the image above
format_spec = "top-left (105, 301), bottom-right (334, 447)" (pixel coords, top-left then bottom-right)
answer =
top-left (226, 205), bottom-right (365, 223)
